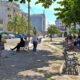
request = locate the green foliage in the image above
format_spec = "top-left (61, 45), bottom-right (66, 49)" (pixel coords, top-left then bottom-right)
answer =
top-left (54, 0), bottom-right (76, 27)
top-left (7, 14), bottom-right (30, 34)
top-left (69, 27), bottom-right (79, 34)
top-left (33, 26), bottom-right (39, 34)
top-left (54, 0), bottom-right (80, 27)
top-left (47, 25), bottom-right (59, 34)
top-left (44, 73), bottom-right (53, 78)
top-left (9, 0), bottom-right (56, 8)
top-left (7, 14), bottom-right (19, 33)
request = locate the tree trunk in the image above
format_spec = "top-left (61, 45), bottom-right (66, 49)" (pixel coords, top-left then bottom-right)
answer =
top-left (51, 37), bottom-right (52, 41)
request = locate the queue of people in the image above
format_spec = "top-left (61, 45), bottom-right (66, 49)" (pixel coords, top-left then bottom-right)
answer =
top-left (65, 34), bottom-right (80, 49)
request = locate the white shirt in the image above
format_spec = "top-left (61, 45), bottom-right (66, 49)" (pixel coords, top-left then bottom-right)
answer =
top-left (32, 35), bottom-right (38, 42)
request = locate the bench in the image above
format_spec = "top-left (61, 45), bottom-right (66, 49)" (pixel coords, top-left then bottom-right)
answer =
top-left (62, 49), bottom-right (79, 75)
top-left (20, 41), bottom-right (29, 50)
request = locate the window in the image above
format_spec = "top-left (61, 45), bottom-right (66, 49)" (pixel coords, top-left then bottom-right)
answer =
top-left (8, 15), bottom-right (11, 17)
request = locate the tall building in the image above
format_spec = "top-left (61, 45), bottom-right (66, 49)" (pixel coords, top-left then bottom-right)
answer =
top-left (0, 1), bottom-right (28, 32)
top-left (30, 14), bottom-right (46, 33)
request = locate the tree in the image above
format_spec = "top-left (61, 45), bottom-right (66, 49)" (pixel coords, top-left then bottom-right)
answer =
top-left (54, 0), bottom-right (80, 28)
top-left (48, 25), bottom-right (59, 34)
top-left (47, 25), bottom-right (59, 41)
top-left (7, 14), bottom-right (30, 34)
top-left (18, 16), bottom-right (28, 34)
top-left (69, 27), bottom-right (79, 34)
top-left (33, 26), bottom-right (39, 34)
top-left (9, 0), bottom-right (56, 8)
top-left (54, 0), bottom-right (76, 27)
top-left (7, 14), bottom-right (19, 33)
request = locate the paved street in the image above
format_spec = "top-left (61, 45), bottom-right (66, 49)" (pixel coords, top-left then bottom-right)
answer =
top-left (6, 38), bottom-right (20, 44)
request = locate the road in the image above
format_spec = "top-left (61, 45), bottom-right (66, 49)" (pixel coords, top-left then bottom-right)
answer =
top-left (5, 38), bottom-right (20, 44)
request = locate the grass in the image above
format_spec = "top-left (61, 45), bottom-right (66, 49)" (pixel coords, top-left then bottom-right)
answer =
top-left (53, 49), bottom-right (58, 53)
top-left (38, 70), bottom-right (44, 73)
top-left (43, 40), bottom-right (50, 42)
top-left (4, 56), bottom-right (9, 58)
top-left (44, 73), bottom-right (54, 78)
top-left (53, 61), bottom-right (63, 65)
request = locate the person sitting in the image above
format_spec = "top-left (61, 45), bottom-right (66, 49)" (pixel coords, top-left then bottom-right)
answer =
top-left (11, 37), bottom-right (25, 51)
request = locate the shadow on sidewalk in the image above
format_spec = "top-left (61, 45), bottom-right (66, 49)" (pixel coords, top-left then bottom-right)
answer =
top-left (0, 49), bottom-right (63, 80)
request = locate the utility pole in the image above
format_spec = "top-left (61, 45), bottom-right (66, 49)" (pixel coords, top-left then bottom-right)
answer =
top-left (28, 1), bottom-right (30, 50)
top-left (43, 9), bottom-right (46, 38)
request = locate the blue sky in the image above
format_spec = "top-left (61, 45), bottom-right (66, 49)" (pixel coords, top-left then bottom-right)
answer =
top-left (19, 0), bottom-right (61, 25)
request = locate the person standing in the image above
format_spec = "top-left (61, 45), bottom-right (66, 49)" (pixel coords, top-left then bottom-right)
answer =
top-left (0, 35), bottom-right (4, 58)
top-left (32, 32), bottom-right (38, 54)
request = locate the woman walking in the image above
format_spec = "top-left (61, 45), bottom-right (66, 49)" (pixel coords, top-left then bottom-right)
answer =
top-left (32, 32), bottom-right (38, 54)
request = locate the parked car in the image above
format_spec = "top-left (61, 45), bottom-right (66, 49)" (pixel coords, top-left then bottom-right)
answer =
top-left (15, 34), bottom-right (27, 38)
top-left (15, 34), bottom-right (23, 38)
top-left (2, 34), bottom-right (8, 39)
top-left (8, 34), bottom-right (15, 39)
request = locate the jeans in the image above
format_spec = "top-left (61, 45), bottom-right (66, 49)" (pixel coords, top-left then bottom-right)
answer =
top-left (33, 41), bottom-right (37, 52)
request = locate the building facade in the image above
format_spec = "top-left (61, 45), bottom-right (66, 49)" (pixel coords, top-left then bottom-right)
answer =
top-left (55, 19), bottom-right (80, 35)
top-left (0, 1), bottom-right (28, 32)
top-left (55, 19), bottom-right (66, 32)
top-left (30, 14), bottom-right (46, 33)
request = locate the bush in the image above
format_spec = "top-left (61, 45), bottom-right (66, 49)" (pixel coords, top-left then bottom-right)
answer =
top-left (1, 38), bottom-right (6, 43)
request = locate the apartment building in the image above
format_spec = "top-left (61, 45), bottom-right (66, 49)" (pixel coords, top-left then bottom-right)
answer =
top-left (0, 1), bottom-right (28, 32)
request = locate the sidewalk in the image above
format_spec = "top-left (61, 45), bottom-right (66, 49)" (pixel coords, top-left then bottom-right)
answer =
top-left (0, 38), bottom-right (80, 80)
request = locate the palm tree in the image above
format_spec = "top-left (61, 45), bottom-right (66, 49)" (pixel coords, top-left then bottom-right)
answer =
top-left (18, 16), bottom-right (28, 34)
top-left (7, 14), bottom-right (19, 33)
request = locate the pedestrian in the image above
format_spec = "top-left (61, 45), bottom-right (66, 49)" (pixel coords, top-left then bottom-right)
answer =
top-left (11, 37), bottom-right (25, 51)
top-left (32, 31), bottom-right (38, 54)
top-left (50, 34), bottom-right (53, 41)
top-left (0, 35), bottom-right (4, 58)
